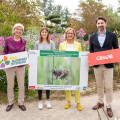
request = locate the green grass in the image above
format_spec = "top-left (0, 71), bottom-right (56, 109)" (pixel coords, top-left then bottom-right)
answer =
top-left (0, 92), bottom-right (7, 104)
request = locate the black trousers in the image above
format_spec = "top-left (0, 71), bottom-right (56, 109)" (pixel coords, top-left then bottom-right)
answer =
top-left (38, 90), bottom-right (50, 100)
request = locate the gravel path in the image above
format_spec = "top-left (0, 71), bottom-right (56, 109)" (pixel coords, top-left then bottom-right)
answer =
top-left (0, 91), bottom-right (120, 120)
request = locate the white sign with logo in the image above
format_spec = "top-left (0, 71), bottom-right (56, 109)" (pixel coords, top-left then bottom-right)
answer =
top-left (0, 51), bottom-right (29, 69)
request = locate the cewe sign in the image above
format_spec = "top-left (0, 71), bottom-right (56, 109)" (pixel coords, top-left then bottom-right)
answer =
top-left (88, 48), bottom-right (120, 66)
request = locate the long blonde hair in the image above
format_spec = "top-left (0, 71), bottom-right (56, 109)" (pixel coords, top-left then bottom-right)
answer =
top-left (38, 27), bottom-right (50, 43)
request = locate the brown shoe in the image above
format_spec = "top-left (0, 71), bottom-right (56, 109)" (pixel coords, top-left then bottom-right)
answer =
top-left (6, 104), bottom-right (13, 112)
top-left (19, 105), bottom-right (26, 111)
top-left (107, 108), bottom-right (113, 118)
top-left (92, 103), bottom-right (104, 110)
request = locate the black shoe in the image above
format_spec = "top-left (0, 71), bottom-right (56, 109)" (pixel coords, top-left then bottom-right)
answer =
top-left (19, 105), bottom-right (26, 111)
top-left (6, 104), bottom-right (13, 112)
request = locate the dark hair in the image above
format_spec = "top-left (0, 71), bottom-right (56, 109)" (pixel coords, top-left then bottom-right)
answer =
top-left (38, 27), bottom-right (50, 44)
top-left (96, 16), bottom-right (106, 23)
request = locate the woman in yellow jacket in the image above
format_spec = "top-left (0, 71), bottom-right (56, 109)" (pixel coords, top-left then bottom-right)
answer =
top-left (59, 28), bottom-right (82, 111)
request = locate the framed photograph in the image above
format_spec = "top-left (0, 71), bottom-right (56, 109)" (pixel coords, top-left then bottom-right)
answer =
top-left (29, 50), bottom-right (89, 90)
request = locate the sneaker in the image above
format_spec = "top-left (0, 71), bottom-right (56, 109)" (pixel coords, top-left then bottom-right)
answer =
top-left (45, 101), bottom-right (51, 109)
top-left (38, 101), bottom-right (43, 110)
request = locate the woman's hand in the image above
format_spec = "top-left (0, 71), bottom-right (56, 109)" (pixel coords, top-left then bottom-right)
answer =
top-left (27, 52), bottom-right (29, 57)
top-left (27, 64), bottom-right (30, 68)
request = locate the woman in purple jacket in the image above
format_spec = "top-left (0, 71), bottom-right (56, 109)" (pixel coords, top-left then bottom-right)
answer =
top-left (3, 23), bottom-right (26, 111)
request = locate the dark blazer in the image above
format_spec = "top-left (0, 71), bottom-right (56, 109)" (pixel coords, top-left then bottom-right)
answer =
top-left (89, 30), bottom-right (119, 68)
top-left (2, 36), bottom-right (26, 55)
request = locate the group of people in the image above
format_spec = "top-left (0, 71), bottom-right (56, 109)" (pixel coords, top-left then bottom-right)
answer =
top-left (2, 16), bottom-right (119, 118)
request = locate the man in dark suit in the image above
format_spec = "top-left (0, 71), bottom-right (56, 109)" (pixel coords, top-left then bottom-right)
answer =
top-left (89, 16), bottom-right (118, 118)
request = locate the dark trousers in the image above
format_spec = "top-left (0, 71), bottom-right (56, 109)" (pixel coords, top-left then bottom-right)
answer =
top-left (38, 90), bottom-right (50, 100)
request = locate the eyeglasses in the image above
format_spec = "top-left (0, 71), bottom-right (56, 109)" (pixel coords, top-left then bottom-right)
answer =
top-left (67, 33), bottom-right (74, 35)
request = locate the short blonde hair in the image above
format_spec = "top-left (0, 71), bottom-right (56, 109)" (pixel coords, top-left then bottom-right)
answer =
top-left (64, 28), bottom-right (76, 39)
top-left (12, 23), bottom-right (24, 34)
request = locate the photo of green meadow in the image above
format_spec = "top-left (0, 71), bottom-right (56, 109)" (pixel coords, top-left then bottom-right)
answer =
top-left (37, 56), bottom-right (81, 85)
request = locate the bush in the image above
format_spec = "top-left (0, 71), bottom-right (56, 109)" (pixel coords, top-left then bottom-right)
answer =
top-left (0, 37), bottom-right (5, 54)
top-left (0, 70), bottom-right (7, 92)
top-left (0, 23), bottom-right (12, 38)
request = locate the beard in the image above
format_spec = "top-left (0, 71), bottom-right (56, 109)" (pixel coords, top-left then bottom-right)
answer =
top-left (98, 26), bottom-right (105, 32)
